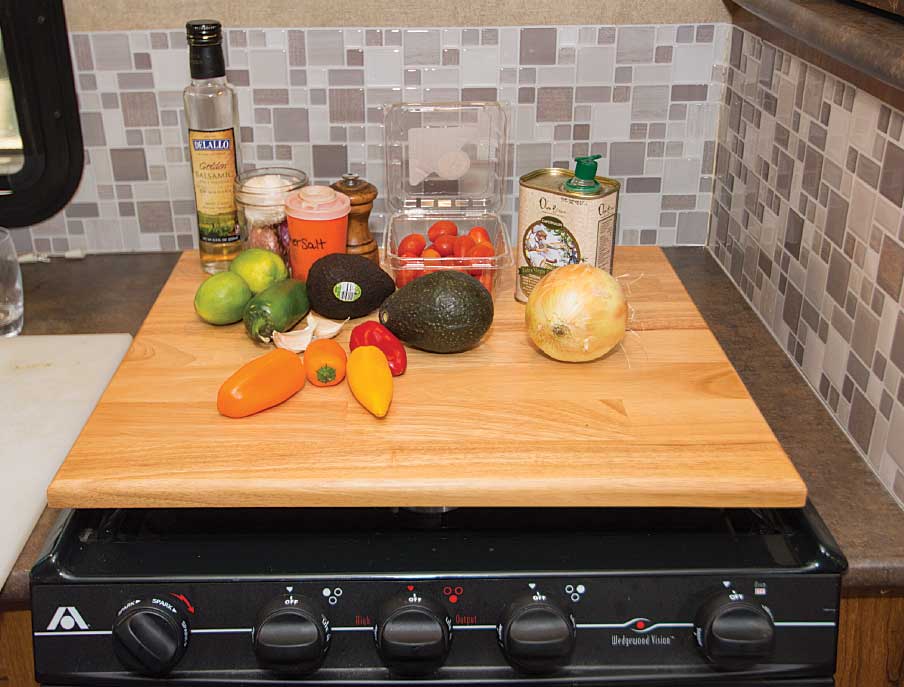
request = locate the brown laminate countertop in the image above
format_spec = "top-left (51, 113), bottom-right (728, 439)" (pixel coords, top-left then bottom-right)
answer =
top-left (730, 0), bottom-right (904, 93)
top-left (1, 248), bottom-right (902, 611)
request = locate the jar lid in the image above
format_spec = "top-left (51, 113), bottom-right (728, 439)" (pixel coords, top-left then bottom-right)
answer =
top-left (235, 167), bottom-right (308, 206)
top-left (285, 185), bottom-right (351, 221)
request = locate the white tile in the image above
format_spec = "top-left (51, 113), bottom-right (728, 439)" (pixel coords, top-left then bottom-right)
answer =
top-left (343, 29), bottom-right (363, 48)
top-left (347, 142), bottom-right (366, 162)
top-left (442, 29), bottom-right (460, 47)
top-left (663, 158), bottom-right (701, 193)
top-left (576, 47), bottom-right (615, 84)
top-left (878, 454), bottom-right (899, 491)
top-left (591, 102), bottom-right (630, 140)
top-left (516, 104), bottom-right (536, 141)
top-left (849, 89), bottom-right (881, 152)
top-left (365, 48), bottom-right (402, 86)
top-left (633, 65), bottom-right (672, 83)
top-left (672, 43), bottom-right (714, 83)
top-left (168, 165), bottom-right (193, 198)
top-left (656, 25), bottom-right (676, 44)
top-left (619, 194), bottom-right (660, 229)
top-left (500, 29), bottom-right (518, 65)
top-left (422, 68), bottom-right (458, 87)
top-left (265, 30), bottom-right (287, 48)
top-left (95, 72), bottom-right (118, 91)
top-left (229, 49), bottom-right (248, 67)
top-left (139, 234), bottom-right (161, 251)
top-left (308, 68), bottom-right (328, 87)
top-left (133, 182), bottom-right (171, 201)
top-left (558, 27), bottom-right (578, 46)
top-left (826, 104), bottom-right (851, 165)
top-left (537, 66), bottom-right (575, 86)
top-left (86, 219), bottom-right (124, 252)
top-left (153, 50), bottom-right (190, 90)
top-left (290, 89), bottom-right (308, 106)
top-left (129, 31), bottom-right (150, 52)
top-left (254, 126), bottom-right (273, 143)
top-left (101, 110), bottom-right (126, 147)
top-left (249, 50), bottom-right (288, 87)
top-left (461, 47), bottom-right (498, 86)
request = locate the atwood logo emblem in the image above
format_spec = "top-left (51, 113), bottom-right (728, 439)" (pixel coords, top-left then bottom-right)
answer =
top-left (46, 606), bottom-right (89, 631)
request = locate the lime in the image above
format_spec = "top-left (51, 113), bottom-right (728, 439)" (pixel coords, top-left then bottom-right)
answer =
top-left (194, 272), bottom-right (253, 325)
top-left (229, 248), bottom-right (288, 294)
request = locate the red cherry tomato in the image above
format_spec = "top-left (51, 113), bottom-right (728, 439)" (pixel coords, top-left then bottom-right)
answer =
top-left (421, 247), bottom-right (442, 274)
top-left (433, 234), bottom-right (456, 257)
top-left (453, 235), bottom-right (476, 258)
top-left (468, 226), bottom-right (492, 245)
top-left (398, 233), bottom-right (427, 256)
top-left (428, 220), bottom-right (458, 242)
top-left (395, 251), bottom-right (422, 288)
top-left (465, 242), bottom-right (495, 276)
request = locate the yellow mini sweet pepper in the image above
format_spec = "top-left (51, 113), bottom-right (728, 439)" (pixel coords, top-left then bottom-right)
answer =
top-left (347, 345), bottom-right (393, 418)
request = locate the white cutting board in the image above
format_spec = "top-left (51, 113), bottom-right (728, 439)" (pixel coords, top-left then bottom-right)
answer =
top-left (0, 334), bottom-right (132, 587)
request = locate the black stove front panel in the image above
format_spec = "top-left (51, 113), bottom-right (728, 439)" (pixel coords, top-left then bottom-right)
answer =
top-left (33, 572), bottom-right (840, 685)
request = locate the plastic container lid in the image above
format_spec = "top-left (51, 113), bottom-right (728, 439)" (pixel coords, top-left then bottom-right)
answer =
top-left (285, 185), bottom-right (351, 221)
top-left (383, 101), bottom-right (508, 214)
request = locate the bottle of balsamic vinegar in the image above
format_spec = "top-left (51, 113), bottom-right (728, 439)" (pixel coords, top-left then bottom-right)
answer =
top-left (184, 19), bottom-right (242, 273)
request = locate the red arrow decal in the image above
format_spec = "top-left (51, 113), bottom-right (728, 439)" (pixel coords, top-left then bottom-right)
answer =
top-left (171, 593), bottom-right (195, 614)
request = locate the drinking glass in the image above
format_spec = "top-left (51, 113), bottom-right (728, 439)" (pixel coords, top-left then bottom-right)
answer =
top-left (0, 228), bottom-right (23, 337)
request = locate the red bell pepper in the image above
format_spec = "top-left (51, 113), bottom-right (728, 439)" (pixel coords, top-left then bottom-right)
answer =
top-left (349, 321), bottom-right (407, 376)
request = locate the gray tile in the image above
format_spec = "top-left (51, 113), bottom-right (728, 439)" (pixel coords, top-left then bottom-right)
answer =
top-left (575, 86), bottom-right (610, 103)
top-left (518, 87), bottom-right (535, 104)
top-left (78, 73), bottom-right (97, 91)
top-left (312, 144), bottom-right (349, 177)
top-left (65, 203), bottom-right (100, 218)
top-left (626, 177), bottom-right (661, 193)
top-left (891, 311), bottom-right (904, 373)
top-left (654, 46), bottom-right (673, 64)
top-left (442, 49), bottom-right (459, 66)
top-left (676, 25), bottom-right (695, 43)
top-left (597, 27), bottom-right (616, 45)
top-left (615, 66), bottom-right (632, 83)
top-left (366, 30), bottom-right (382, 47)
top-left (802, 68), bottom-right (825, 120)
top-left (825, 190), bottom-right (848, 248)
top-left (516, 143), bottom-right (552, 176)
top-left (613, 86), bottom-right (630, 102)
top-left (536, 87), bottom-right (573, 122)
top-left (120, 92), bottom-right (159, 127)
top-left (137, 201), bottom-right (174, 233)
top-left (329, 88), bottom-right (365, 123)
top-left (73, 34), bottom-right (94, 71)
top-left (101, 92), bottom-right (118, 109)
top-left (783, 283), bottom-right (803, 329)
top-left (307, 30), bottom-right (344, 66)
top-left (91, 33), bottom-right (131, 71)
top-left (150, 32), bottom-right (168, 50)
top-left (110, 148), bottom-right (149, 181)
top-left (288, 30), bottom-right (306, 67)
top-left (877, 235), bottom-right (904, 300)
top-left (785, 209), bottom-right (804, 259)
top-left (852, 306), bottom-right (880, 369)
top-left (827, 248), bottom-right (851, 305)
top-left (159, 235), bottom-right (177, 251)
top-left (254, 89), bottom-right (290, 106)
top-left (662, 195), bottom-right (696, 210)
top-left (802, 146), bottom-right (823, 199)
top-left (80, 112), bottom-right (106, 147)
top-left (696, 25), bottom-right (715, 43)
top-left (134, 52), bottom-right (151, 70)
top-left (347, 49), bottom-right (364, 67)
top-left (482, 29), bottom-right (499, 46)
top-left (856, 155), bottom-right (880, 189)
top-left (631, 85), bottom-right (669, 121)
top-left (462, 29), bottom-right (480, 46)
top-left (117, 72), bottom-right (155, 90)
top-left (880, 142), bottom-right (904, 207)
top-left (670, 85), bottom-right (707, 101)
top-left (125, 129), bottom-right (143, 146)
top-left (848, 388), bottom-right (876, 452)
top-left (573, 124), bottom-right (590, 140)
top-left (669, 103), bottom-right (687, 120)
top-left (609, 142), bottom-right (645, 176)
top-left (616, 27), bottom-right (655, 64)
top-left (273, 108), bottom-right (311, 141)
top-left (226, 69), bottom-right (250, 87)
top-left (404, 30), bottom-right (440, 65)
top-left (520, 28), bottom-right (557, 65)
top-left (462, 87), bottom-right (497, 101)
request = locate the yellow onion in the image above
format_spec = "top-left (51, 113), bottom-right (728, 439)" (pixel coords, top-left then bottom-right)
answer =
top-left (525, 263), bottom-right (627, 362)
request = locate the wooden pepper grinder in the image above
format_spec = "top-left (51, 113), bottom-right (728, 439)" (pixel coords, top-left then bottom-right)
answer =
top-left (331, 173), bottom-right (379, 265)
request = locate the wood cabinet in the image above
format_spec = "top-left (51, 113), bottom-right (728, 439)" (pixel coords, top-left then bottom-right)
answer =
top-left (837, 594), bottom-right (904, 687)
top-left (0, 611), bottom-right (37, 687)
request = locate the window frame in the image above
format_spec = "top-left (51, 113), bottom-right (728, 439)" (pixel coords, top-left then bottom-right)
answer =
top-left (0, 0), bottom-right (83, 228)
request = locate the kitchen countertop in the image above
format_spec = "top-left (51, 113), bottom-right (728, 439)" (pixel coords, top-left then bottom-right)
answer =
top-left (1, 247), bottom-right (902, 611)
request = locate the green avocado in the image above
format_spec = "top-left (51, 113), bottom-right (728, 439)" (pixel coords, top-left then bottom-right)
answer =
top-left (307, 253), bottom-right (395, 319)
top-left (379, 270), bottom-right (494, 353)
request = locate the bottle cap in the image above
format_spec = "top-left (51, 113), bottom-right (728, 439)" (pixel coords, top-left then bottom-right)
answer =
top-left (573, 155), bottom-right (602, 181)
top-left (285, 185), bottom-right (351, 221)
top-left (186, 20), bottom-right (222, 46)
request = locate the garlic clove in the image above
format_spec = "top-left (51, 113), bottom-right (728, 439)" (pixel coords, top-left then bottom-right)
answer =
top-left (272, 324), bottom-right (315, 353)
top-left (308, 312), bottom-right (349, 340)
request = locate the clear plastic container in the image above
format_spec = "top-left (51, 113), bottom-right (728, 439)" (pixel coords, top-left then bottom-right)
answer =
top-left (235, 167), bottom-right (308, 268)
top-left (381, 101), bottom-right (512, 299)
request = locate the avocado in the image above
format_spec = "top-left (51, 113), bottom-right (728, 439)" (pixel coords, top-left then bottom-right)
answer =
top-left (379, 270), bottom-right (494, 353)
top-left (306, 253), bottom-right (395, 319)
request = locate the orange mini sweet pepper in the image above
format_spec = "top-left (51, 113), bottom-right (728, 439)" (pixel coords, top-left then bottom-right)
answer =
top-left (346, 345), bottom-right (393, 418)
top-left (217, 348), bottom-right (305, 418)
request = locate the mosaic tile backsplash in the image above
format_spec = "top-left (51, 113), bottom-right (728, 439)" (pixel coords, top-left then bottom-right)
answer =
top-left (10, 23), bottom-right (729, 255)
top-left (709, 27), bottom-right (904, 506)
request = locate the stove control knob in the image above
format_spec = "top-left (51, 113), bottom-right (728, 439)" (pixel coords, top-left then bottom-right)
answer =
top-left (253, 595), bottom-right (331, 674)
top-left (694, 591), bottom-right (775, 669)
top-left (375, 595), bottom-right (452, 676)
top-left (112, 598), bottom-right (190, 676)
top-left (498, 594), bottom-right (576, 674)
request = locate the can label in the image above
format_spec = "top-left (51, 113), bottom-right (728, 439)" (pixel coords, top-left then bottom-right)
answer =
top-left (516, 171), bottom-right (618, 302)
top-left (188, 128), bottom-right (239, 245)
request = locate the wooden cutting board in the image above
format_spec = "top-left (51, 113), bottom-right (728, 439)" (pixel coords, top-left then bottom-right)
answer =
top-left (46, 248), bottom-right (806, 509)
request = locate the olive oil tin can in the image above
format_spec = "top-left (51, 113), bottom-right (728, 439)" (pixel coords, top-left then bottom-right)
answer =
top-left (515, 168), bottom-right (620, 302)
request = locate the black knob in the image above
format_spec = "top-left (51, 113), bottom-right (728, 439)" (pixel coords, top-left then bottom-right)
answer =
top-left (112, 597), bottom-right (190, 676)
top-left (375, 594), bottom-right (452, 676)
top-left (253, 595), bottom-right (331, 674)
top-left (498, 593), bottom-right (576, 674)
top-left (694, 591), bottom-right (775, 669)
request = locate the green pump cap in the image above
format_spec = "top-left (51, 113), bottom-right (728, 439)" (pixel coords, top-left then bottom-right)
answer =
top-left (574, 154), bottom-right (602, 181)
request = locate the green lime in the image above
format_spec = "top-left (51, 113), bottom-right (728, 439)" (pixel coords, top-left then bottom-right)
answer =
top-left (194, 272), bottom-right (253, 325)
top-left (229, 248), bottom-right (288, 294)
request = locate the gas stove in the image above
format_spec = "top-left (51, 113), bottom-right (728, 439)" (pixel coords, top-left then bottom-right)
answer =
top-left (31, 505), bottom-right (845, 686)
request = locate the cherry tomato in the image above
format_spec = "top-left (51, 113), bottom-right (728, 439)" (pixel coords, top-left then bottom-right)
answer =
top-left (453, 234), bottom-right (476, 258)
top-left (465, 242), bottom-right (495, 276)
top-left (468, 226), bottom-right (492, 245)
top-left (433, 234), bottom-right (456, 257)
top-left (421, 247), bottom-right (443, 275)
top-left (398, 233), bottom-right (427, 256)
top-left (428, 220), bottom-right (458, 242)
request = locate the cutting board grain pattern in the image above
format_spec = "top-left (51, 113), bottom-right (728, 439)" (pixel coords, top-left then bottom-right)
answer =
top-left (47, 248), bottom-right (806, 509)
